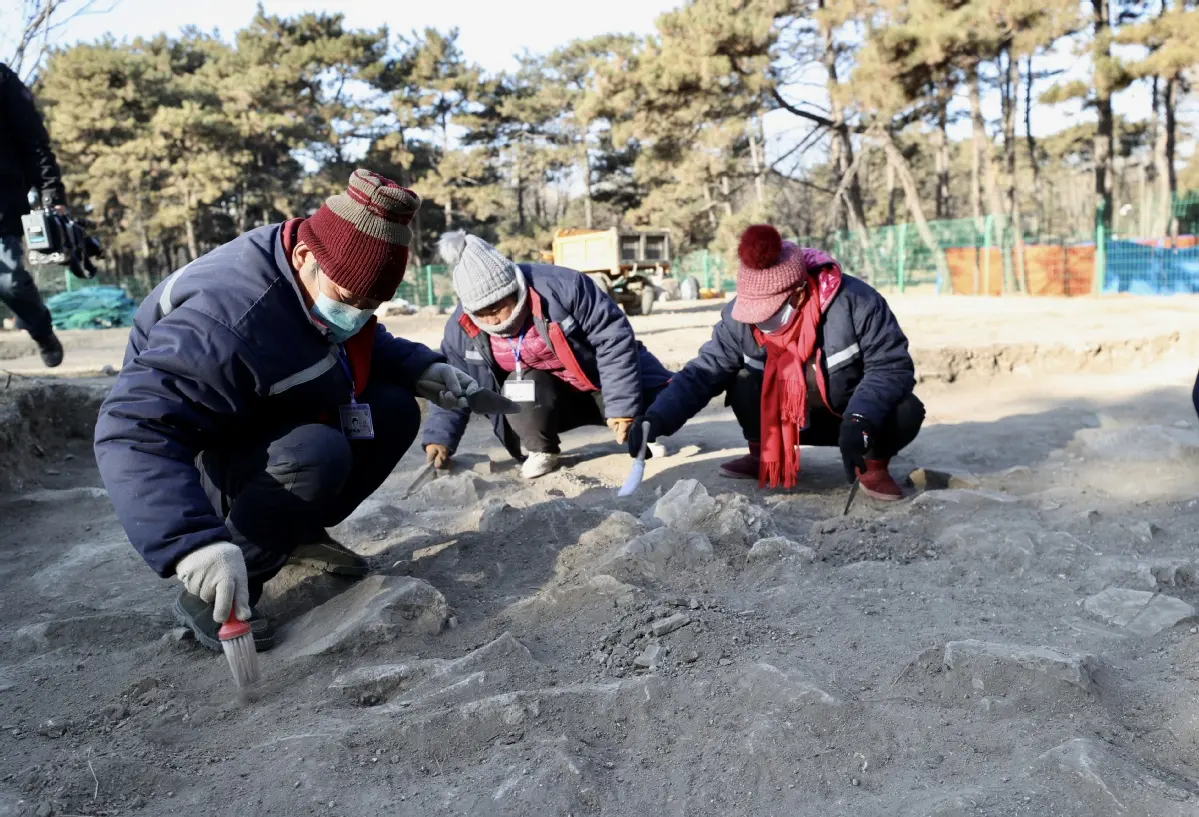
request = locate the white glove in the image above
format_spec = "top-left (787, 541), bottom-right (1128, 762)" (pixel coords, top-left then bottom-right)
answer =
top-left (415, 362), bottom-right (479, 410)
top-left (175, 541), bottom-right (251, 623)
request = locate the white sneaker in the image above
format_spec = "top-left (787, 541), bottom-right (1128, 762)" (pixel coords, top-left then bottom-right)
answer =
top-left (521, 452), bottom-right (559, 480)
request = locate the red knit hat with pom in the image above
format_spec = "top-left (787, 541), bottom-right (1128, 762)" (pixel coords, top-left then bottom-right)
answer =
top-left (731, 224), bottom-right (808, 325)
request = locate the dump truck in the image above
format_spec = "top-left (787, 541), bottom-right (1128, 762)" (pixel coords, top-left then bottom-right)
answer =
top-left (551, 228), bottom-right (671, 316)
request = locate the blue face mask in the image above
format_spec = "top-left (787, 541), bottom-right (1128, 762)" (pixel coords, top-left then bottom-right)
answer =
top-left (311, 291), bottom-right (375, 344)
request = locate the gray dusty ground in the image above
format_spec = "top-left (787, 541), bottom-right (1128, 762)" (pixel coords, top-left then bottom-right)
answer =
top-left (3, 298), bottom-right (1199, 817)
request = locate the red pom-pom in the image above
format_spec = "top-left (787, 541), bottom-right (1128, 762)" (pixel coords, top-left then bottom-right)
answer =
top-left (738, 224), bottom-right (783, 269)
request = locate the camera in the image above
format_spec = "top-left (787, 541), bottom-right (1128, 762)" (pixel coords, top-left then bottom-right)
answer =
top-left (21, 207), bottom-right (103, 279)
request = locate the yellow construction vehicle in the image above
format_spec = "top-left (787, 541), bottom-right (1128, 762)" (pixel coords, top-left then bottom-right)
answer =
top-left (550, 228), bottom-right (671, 316)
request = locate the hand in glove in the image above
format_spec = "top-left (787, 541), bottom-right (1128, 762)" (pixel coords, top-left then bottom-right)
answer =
top-left (415, 362), bottom-right (479, 410)
top-left (626, 415), bottom-right (660, 459)
top-left (606, 417), bottom-right (634, 445)
top-left (175, 541), bottom-right (251, 622)
top-left (425, 443), bottom-right (451, 469)
top-left (837, 413), bottom-right (874, 483)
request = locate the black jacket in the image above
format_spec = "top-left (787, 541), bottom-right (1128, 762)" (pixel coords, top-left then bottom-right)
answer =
top-left (0, 63), bottom-right (66, 237)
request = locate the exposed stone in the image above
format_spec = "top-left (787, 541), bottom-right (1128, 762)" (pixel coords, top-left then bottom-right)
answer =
top-left (908, 468), bottom-right (981, 491)
top-left (650, 613), bottom-right (691, 637)
top-left (1132, 521), bottom-right (1163, 541)
top-left (1083, 587), bottom-right (1196, 636)
top-left (414, 473), bottom-right (482, 506)
top-left (707, 494), bottom-right (778, 547)
top-left (330, 663), bottom-right (427, 705)
top-left (633, 643), bottom-right (662, 669)
top-left (911, 489), bottom-right (1018, 506)
top-left (478, 498), bottom-right (512, 533)
top-left (593, 527), bottom-right (714, 583)
top-left (943, 639), bottom-right (1099, 692)
top-left (738, 662), bottom-right (838, 706)
top-left (639, 479), bottom-right (718, 530)
top-left (279, 576), bottom-right (449, 659)
top-left (1083, 587), bottom-right (1156, 627)
top-left (746, 537), bottom-right (816, 565)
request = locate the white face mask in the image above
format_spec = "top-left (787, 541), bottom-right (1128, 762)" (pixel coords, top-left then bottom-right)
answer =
top-left (756, 300), bottom-right (796, 334)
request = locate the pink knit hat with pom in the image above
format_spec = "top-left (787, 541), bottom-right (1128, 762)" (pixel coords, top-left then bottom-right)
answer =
top-left (730, 224), bottom-right (808, 325)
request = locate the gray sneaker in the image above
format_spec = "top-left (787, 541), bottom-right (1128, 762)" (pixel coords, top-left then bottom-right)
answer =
top-left (288, 538), bottom-right (369, 577)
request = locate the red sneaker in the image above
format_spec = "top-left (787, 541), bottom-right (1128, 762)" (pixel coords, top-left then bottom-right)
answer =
top-left (720, 442), bottom-right (761, 480)
top-left (858, 458), bottom-right (903, 500)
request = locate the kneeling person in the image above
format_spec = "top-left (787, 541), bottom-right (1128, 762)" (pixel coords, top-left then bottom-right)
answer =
top-left (423, 231), bottom-right (672, 479)
top-left (632, 224), bottom-right (924, 498)
top-left (95, 171), bottom-right (480, 651)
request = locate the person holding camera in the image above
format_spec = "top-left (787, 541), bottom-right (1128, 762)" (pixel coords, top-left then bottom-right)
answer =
top-left (0, 62), bottom-right (66, 367)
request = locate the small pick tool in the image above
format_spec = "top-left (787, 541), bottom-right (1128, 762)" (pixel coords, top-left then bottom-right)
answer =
top-left (618, 421), bottom-right (651, 498)
top-left (218, 610), bottom-right (260, 689)
top-left (842, 476), bottom-right (861, 516)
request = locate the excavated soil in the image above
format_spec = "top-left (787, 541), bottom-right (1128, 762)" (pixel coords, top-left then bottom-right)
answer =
top-left (3, 300), bottom-right (1199, 817)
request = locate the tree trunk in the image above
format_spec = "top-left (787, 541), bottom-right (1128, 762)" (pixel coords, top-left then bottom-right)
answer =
top-left (819, 0), bottom-right (869, 236)
top-left (934, 99), bottom-right (950, 219)
top-left (1093, 0), bottom-right (1115, 231)
top-left (880, 133), bottom-right (949, 286)
top-left (885, 161), bottom-right (899, 226)
top-left (748, 119), bottom-right (766, 208)
top-left (969, 65), bottom-right (984, 228)
top-left (581, 145), bottom-right (594, 229)
top-left (515, 156), bottom-right (526, 232)
top-left (1002, 50), bottom-right (1027, 293)
top-left (704, 185), bottom-right (718, 230)
top-left (1165, 73), bottom-right (1178, 240)
top-left (184, 190), bottom-right (199, 261)
top-left (1024, 54), bottom-right (1044, 238)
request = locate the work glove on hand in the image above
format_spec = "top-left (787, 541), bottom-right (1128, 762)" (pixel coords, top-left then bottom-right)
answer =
top-left (607, 417), bottom-right (634, 445)
top-left (174, 541), bottom-right (251, 623)
top-left (425, 443), bottom-right (451, 469)
top-left (838, 413), bottom-right (874, 483)
top-left (415, 362), bottom-right (479, 410)
top-left (626, 415), bottom-right (660, 459)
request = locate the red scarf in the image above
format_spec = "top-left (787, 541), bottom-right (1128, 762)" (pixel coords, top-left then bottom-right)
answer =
top-left (758, 281), bottom-right (823, 489)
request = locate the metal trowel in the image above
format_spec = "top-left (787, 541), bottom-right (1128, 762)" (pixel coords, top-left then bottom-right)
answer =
top-left (465, 388), bottom-right (522, 415)
top-left (618, 421), bottom-right (652, 497)
top-left (403, 462), bottom-right (439, 498)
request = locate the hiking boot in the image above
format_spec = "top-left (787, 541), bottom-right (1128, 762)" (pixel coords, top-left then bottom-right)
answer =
top-left (172, 589), bottom-right (275, 652)
top-left (521, 451), bottom-right (559, 480)
top-left (36, 332), bottom-right (63, 368)
top-left (719, 442), bottom-right (761, 480)
top-left (289, 537), bottom-right (369, 577)
top-left (858, 458), bottom-right (903, 501)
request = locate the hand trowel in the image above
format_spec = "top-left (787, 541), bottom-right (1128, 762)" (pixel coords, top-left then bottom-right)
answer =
top-left (617, 421), bottom-right (651, 498)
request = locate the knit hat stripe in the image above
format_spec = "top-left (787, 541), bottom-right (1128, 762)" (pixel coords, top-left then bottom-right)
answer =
top-left (324, 194), bottom-right (413, 245)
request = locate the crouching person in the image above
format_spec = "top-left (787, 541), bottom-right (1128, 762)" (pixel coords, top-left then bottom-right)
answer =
top-left (630, 224), bottom-right (924, 498)
top-left (94, 171), bottom-right (481, 651)
top-left (423, 231), bottom-right (672, 479)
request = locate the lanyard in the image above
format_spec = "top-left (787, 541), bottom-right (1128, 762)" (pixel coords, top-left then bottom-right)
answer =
top-left (336, 345), bottom-right (356, 405)
top-left (505, 330), bottom-right (527, 378)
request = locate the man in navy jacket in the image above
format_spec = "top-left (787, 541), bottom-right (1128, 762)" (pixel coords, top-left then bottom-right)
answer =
top-left (631, 224), bottom-right (923, 499)
top-left (423, 231), bottom-right (672, 479)
top-left (95, 171), bottom-right (481, 651)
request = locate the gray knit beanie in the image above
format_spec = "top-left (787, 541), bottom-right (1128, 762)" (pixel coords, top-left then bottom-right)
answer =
top-left (439, 231), bottom-right (530, 336)
top-left (439, 231), bottom-right (520, 311)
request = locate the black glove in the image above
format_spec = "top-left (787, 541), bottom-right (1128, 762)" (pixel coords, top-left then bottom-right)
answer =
top-left (838, 413), bottom-right (874, 483)
top-left (627, 415), bottom-right (660, 459)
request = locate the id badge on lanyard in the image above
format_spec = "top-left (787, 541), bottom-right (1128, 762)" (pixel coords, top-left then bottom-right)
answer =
top-left (337, 346), bottom-right (375, 440)
top-left (501, 331), bottom-right (537, 403)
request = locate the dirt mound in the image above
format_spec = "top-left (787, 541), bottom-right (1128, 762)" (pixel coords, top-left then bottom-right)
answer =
top-left (5, 360), bottom-right (1199, 816)
top-left (0, 379), bottom-right (107, 493)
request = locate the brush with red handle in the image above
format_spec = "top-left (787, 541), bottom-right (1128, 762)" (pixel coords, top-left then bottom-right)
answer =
top-left (218, 610), bottom-right (260, 688)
